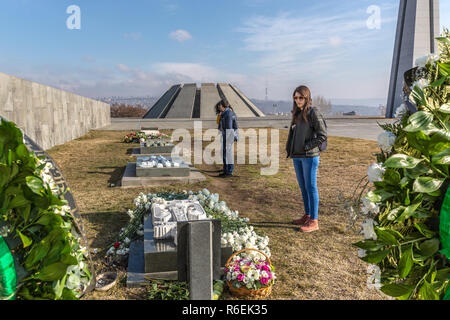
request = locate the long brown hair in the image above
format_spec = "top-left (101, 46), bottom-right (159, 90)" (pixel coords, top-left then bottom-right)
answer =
top-left (291, 85), bottom-right (312, 126)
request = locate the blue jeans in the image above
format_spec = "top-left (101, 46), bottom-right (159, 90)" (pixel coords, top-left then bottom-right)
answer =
top-left (293, 157), bottom-right (320, 220)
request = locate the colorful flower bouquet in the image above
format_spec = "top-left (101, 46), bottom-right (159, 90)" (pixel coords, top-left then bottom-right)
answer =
top-left (123, 131), bottom-right (147, 143)
top-left (148, 132), bottom-right (171, 140)
top-left (224, 248), bottom-right (275, 298)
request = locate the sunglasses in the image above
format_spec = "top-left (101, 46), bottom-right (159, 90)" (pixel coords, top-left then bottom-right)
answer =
top-left (294, 96), bottom-right (306, 101)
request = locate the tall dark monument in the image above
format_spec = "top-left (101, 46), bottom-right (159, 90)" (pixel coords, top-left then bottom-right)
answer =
top-left (386, 0), bottom-right (440, 118)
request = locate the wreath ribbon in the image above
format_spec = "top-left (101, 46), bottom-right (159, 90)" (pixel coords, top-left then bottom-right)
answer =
top-left (440, 185), bottom-right (450, 300)
top-left (0, 236), bottom-right (17, 300)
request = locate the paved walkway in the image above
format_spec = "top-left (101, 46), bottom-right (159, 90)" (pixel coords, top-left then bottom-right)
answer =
top-left (99, 116), bottom-right (397, 142)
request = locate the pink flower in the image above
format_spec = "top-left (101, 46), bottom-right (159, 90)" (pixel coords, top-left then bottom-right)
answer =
top-left (262, 265), bottom-right (270, 272)
top-left (260, 277), bottom-right (269, 285)
top-left (224, 268), bottom-right (229, 273)
top-left (234, 266), bottom-right (240, 272)
top-left (245, 262), bottom-right (252, 266)
top-left (255, 264), bottom-right (262, 270)
top-left (237, 274), bottom-right (245, 282)
top-left (267, 272), bottom-right (273, 280)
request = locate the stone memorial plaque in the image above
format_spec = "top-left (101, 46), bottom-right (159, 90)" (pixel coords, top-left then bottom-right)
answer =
top-left (140, 139), bottom-right (174, 154)
top-left (136, 155), bottom-right (190, 177)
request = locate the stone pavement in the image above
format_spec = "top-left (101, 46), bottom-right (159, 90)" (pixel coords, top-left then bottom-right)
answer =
top-left (99, 116), bottom-right (397, 142)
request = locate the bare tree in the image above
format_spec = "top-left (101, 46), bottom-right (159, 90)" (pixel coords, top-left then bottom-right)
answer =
top-left (110, 103), bottom-right (147, 118)
top-left (312, 95), bottom-right (332, 115)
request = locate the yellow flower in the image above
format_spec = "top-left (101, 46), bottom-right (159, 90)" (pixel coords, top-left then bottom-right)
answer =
top-left (241, 266), bottom-right (250, 273)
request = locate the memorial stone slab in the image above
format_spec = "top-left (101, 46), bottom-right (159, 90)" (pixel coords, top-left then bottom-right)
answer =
top-left (188, 220), bottom-right (213, 300)
top-left (140, 140), bottom-right (175, 155)
top-left (135, 156), bottom-right (190, 177)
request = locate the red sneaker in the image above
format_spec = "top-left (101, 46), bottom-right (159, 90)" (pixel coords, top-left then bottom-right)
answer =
top-left (292, 214), bottom-right (310, 226)
top-left (300, 219), bottom-right (319, 233)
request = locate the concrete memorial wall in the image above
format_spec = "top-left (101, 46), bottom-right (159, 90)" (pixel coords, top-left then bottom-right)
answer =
top-left (0, 72), bottom-right (111, 150)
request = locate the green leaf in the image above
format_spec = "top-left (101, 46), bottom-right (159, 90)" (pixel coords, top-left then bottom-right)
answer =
top-left (436, 37), bottom-right (450, 46)
top-left (406, 131), bottom-right (431, 155)
top-left (383, 169), bottom-right (401, 185)
top-left (353, 240), bottom-right (385, 252)
top-left (405, 162), bottom-right (433, 179)
top-left (17, 230), bottom-right (33, 248)
top-left (418, 238), bottom-right (440, 257)
top-left (375, 227), bottom-right (399, 245)
top-left (24, 239), bottom-right (51, 270)
top-left (432, 148), bottom-right (450, 165)
top-left (54, 274), bottom-right (68, 299)
top-left (396, 202), bottom-right (422, 222)
top-left (414, 223), bottom-right (436, 238)
top-left (380, 283), bottom-right (414, 298)
top-left (436, 268), bottom-right (450, 282)
top-left (398, 246), bottom-right (413, 278)
top-left (8, 193), bottom-right (30, 209)
top-left (387, 207), bottom-right (405, 221)
top-left (15, 144), bottom-right (29, 160)
top-left (428, 131), bottom-right (450, 155)
top-left (0, 164), bottom-right (11, 189)
top-left (418, 280), bottom-right (440, 300)
top-left (431, 129), bottom-right (450, 143)
top-left (22, 204), bottom-right (31, 223)
top-left (384, 154), bottom-right (423, 169)
top-left (437, 62), bottom-right (450, 75)
top-left (403, 111), bottom-right (433, 132)
top-left (438, 103), bottom-right (450, 114)
top-left (25, 176), bottom-right (44, 195)
top-left (34, 262), bottom-right (68, 281)
top-left (410, 87), bottom-right (428, 107)
top-left (413, 177), bottom-right (444, 194)
top-left (361, 249), bottom-right (391, 264)
top-left (60, 254), bottom-right (78, 265)
top-left (430, 77), bottom-right (446, 87)
top-left (61, 288), bottom-right (78, 300)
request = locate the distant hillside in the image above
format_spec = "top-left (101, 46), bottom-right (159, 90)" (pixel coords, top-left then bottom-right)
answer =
top-left (249, 99), bottom-right (384, 116)
top-left (97, 96), bottom-right (385, 117)
top-left (97, 96), bottom-right (158, 109)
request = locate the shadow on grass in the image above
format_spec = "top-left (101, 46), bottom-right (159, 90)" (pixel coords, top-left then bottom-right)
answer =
top-left (87, 166), bottom-right (126, 185)
top-left (82, 211), bottom-right (130, 249)
top-left (249, 222), bottom-right (299, 231)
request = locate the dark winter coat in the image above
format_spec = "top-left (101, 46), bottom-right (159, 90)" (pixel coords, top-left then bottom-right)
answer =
top-left (286, 106), bottom-right (327, 158)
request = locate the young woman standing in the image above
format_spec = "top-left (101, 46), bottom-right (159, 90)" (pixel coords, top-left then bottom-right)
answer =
top-left (286, 85), bottom-right (327, 232)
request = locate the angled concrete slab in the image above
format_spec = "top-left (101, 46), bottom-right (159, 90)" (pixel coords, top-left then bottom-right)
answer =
top-left (200, 83), bottom-right (221, 119)
top-left (121, 162), bottom-right (206, 187)
top-left (218, 83), bottom-right (256, 117)
top-left (229, 84), bottom-right (265, 117)
top-left (165, 84), bottom-right (196, 119)
top-left (143, 85), bottom-right (181, 119)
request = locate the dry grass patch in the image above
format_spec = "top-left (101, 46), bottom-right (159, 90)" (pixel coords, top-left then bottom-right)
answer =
top-left (46, 129), bottom-right (388, 300)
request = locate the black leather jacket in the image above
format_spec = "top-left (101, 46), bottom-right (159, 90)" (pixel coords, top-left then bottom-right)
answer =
top-left (286, 107), bottom-right (327, 158)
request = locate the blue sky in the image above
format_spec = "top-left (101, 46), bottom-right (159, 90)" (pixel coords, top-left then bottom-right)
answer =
top-left (0, 0), bottom-right (449, 104)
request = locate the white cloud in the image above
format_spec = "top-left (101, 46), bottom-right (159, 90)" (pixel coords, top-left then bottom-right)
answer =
top-left (169, 29), bottom-right (192, 42)
top-left (235, 9), bottom-right (396, 99)
top-left (329, 36), bottom-right (343, 47)
top-left (154, 62), bottom-right (218, 81)
top-left (116, 64), bottom-right (130, 72)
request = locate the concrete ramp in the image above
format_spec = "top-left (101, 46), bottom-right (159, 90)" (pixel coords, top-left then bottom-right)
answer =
top-left (200, 83), bottom-right (221, 119)
top-left (143, 85), bottom-right (181, 119)
top-left (218, 83), bottom-right (255, 118)
top-left (229, 84), bottom-right (265, 117)
top-left (164, 84), bottom-right (196, 119)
